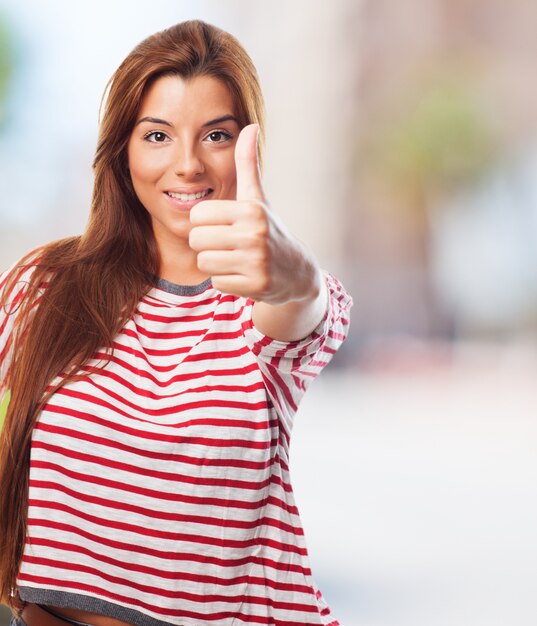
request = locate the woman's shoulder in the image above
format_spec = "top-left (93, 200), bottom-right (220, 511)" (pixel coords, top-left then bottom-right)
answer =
top-left (0, 249), bottom-right (48, 388)
top-left (0, 237), bottom-right (80, 302)
top-left (1, 246), bottom-right (42, 285)
top-left (0, 247), bottom-right (48, 301)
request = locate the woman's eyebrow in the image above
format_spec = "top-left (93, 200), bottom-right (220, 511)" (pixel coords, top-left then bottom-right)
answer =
top-left (135, 114), bottom-right (239, 127)
top-left (202, 114), bottom-right (239, 127)
top-left (135, 116), bottom-right (173, 127)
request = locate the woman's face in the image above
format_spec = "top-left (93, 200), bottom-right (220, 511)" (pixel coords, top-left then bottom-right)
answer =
top-left (127, 74), bottom-right (239, 250)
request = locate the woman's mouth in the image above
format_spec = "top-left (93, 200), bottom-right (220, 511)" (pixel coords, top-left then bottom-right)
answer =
top-left (164, 188), bottom-right (213, 210)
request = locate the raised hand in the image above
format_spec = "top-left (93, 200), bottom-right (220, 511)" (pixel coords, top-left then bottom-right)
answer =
top-left (189, 123), bottom-right (319, 306)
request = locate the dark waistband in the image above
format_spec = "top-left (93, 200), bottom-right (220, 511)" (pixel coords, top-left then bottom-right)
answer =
top-left (20, 603), bottom-right (92, 626)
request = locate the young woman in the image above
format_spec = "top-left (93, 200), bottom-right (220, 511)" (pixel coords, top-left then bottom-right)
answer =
top-left (0, 20), bottom-right (352, 626)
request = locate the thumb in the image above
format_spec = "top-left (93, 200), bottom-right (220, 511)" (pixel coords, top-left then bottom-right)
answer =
top-left (235, 123), bottom-right (265, 202)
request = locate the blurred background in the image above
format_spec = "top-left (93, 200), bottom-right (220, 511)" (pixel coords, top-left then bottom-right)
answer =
top-left (0, 1), bottom-right (536, 625)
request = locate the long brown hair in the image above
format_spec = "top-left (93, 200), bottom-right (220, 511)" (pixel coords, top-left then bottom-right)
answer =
top-left (0, 19), bottom-right (265, 605)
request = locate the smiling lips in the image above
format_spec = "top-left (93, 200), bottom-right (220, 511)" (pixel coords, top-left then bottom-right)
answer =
top-left (165, 188), bottom-right (212, 202)
top-left (164, 188), bottom-right (213, 211)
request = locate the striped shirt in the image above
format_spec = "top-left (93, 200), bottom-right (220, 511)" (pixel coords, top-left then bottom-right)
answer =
top-left (0, 259), bottom-right (352, 626)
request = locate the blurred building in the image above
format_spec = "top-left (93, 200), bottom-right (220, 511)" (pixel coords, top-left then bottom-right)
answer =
top-left (347, 0), bottom-right (537, 356)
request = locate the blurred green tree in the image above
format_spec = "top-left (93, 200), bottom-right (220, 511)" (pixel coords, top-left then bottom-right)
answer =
top-left (358, 67), bottom-right (501, 208)
top-left (352, 63), bottom-right (504, 338)
top-left (355, 64), bottom-right (503, 272)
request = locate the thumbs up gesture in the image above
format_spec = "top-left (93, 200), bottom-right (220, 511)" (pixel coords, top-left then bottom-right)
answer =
top-left (189, 123), bottom-right (320, 307)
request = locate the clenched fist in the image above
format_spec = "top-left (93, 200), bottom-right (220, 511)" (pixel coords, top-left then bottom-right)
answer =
top-left (188, 124), bottom-right (320, 307)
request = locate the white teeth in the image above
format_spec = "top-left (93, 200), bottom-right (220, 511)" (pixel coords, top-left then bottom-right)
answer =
top-left (167, 189), bottom-right (210, 201)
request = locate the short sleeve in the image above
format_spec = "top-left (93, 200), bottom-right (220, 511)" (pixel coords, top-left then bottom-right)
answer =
top-left (240, 270), bottom-right (353, 434)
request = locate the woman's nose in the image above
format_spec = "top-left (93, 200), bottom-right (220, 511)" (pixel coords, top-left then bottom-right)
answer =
top-left (173, 143), bottom-right (205, 178)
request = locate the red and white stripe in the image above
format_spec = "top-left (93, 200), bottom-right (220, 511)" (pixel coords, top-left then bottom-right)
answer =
top-left (0, 260), bottom-right (352, 626)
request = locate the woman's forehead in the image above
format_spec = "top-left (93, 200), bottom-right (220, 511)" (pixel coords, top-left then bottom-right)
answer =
top-left (136, 74), bottom-right (237, 123)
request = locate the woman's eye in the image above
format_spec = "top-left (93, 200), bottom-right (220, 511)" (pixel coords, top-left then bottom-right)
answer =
top-left (206, 130), bottom-right (232, 144)
top-left (144, 131), bottom-right (169, 143)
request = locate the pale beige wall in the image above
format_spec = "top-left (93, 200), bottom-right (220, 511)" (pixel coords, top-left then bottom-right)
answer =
top-left (242, 0), bottom-right (362, 269)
